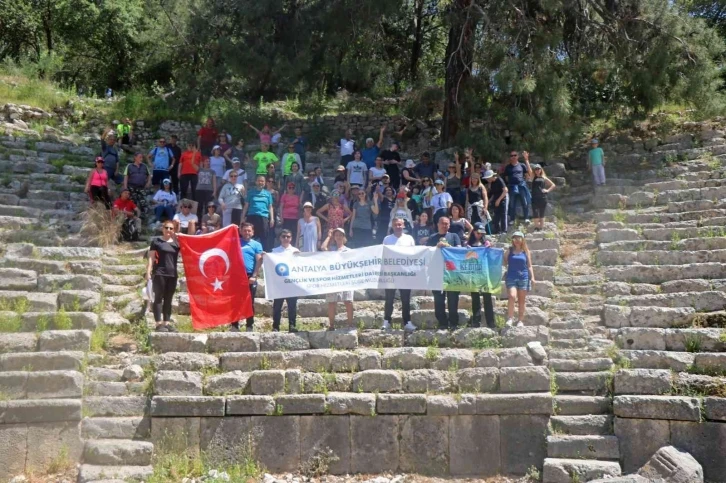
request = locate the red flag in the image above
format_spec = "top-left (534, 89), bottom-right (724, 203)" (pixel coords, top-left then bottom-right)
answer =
top-left (178, 225), bottom-right (252, 329)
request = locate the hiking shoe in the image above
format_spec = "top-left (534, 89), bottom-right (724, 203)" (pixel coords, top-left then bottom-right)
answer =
top-left (229, 325), bottom-right (240, 333)
top-left (289, 327), bottom-right (299, 333)
top-left (403, 321), bottom-right (417, 332)
top-left (516, 321), bottom-right (525, 327)
top-left (165, 324), bottom-right (178, 333)
top-left (505, 318), bottom-right (514, 327)
top-left (246, 326), bottom-right (254, 332)
top-left (155, 324), bottom-right (168, 332)
top-left (524, 219), bottom-right (531, 225)
top-left (381, 320), bottom-right (392, 331)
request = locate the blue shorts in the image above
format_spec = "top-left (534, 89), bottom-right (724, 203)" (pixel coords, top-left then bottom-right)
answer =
top-left (506, 279), bottom-right (531, 291)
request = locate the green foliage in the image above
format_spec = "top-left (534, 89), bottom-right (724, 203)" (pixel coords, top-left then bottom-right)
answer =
top-left (0, 312), bottom-right (22, 333)
top-left (53, 308), bottom-right (73, 330)
top-left (148, 442), bottom-right (263, 483)
top-left (471, 336), bottom-right (502, 349)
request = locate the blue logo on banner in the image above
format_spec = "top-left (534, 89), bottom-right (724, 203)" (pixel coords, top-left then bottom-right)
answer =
top-left (275, 263), bottom-right (290, 276)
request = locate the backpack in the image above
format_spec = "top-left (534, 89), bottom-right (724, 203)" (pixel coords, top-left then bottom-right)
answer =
top-left (121, 218), bottom-right (139, 242)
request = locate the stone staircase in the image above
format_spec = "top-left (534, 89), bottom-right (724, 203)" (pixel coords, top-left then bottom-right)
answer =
top-left (1, 129), bottom-right (726, 482)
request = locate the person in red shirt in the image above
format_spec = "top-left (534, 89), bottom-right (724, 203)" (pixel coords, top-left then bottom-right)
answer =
top-left (197, 117), bottom-right (218, 156)
top-left (113, 189), bottom-right (141, 240)
top-left (178, 142), bottom-right (202, 201)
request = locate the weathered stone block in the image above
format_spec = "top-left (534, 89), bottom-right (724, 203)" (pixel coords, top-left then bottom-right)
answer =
top-left (377, 394), bottom-right (426, 414)
top-left (427, 395), bottom-right (458, 416)
top-left (206, 332), bottom-right (259, 352)
top-left (399, 416), bottom-right (449, 474)
top-left (351, 370), bottom-right (402, 393)
top-left (614, 369), bottom-right (672, 395)
top-left (456, 367), bottom-right (499, 393)
top-left (500, 415), bottom-right (548, 475)
top-left (26, 370), bottom-right (83, 398)
top-left (275, 394), bottom-right (326, 414)
top-left (350, 416), bottom-right (399, 473)
top-left (638, 445), bottom-right (703, 483)
top-left (249, 370), bottom-right (285, 395)
top-left (226, 395), bottom-right (274, 415)
top-left (250, 416), bottom-right (301, 472)
top-left (37, 330), bottom-right (91, 351)
top-left (614, 395), bottom-right (701, 421)
top-left (300, 416), bottom-right (350, 474)
top-left (150, 396), bottom-right (225, 417)
top-left (26, 421), bottom-right (82, 471)
top-left (614, 417), bottom-right (671, 473)
top-left (474, 350), bottom-right (499, 367)
top-left (154, 371), bottom-right (203, 396)
top-left (326, 392), bottom-right (375, 415)
top-left (670, 421), bottom-right (726, 482)
top-left (499, 366), bottom-right (550, 393)
top-left (151, 417), bottom-right (201, 455)
top-left (498, 347), bottom-right (535, 367)
top-left (382, 347), bottom-right (427, 370)
top-left (308, 329), bottom-right (358, 349)
top-left (155, 352), bottom-right (219, 371)
top-left (0, 424), bottom-right (27, 481)
top-left (220, 352), bottom-right (285, 372)
top-left (0, 333), bottom-right (38, 353)
top-left (543, 458), bottom-right (622, 483)
top-left (476, 393), bottom-right (553, 415)
top-left (83, 440), bottom-right (153, 466)
top-left (402, 369), bottom-right (454, 393)
top-left (450, 415), bottom-right (500, 476)
top-left (149, 333), bottom-right (207, 352)
top-left (205, 372), bottom-right (250, 396)
top-left (83, 396), bottom-right (148, 417)
top-left (4, 399), bottom-right (81, 423)
top-left (259, 332), bottom-right (309, 351)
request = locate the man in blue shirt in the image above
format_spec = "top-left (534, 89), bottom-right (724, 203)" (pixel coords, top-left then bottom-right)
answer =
top-left (413, 151), bottom-right (437, 179)
top-left (362, 126), bottom-right (386, 169)
top-left (231, 222), bottom-right (263, 332)
top-left (147, 137), bottom-right (176, 189)
top-left (503, 150), bottom-right (532, 226)
top-left (292, 127), bottom-right (308, 170)
top-left (242, 175), bottom-right (275, 251)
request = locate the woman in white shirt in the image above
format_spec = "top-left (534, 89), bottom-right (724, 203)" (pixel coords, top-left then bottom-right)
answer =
top-left (209, 145), bottom-right (226, 178)
top-left (431, 179), bottom-right (453, 224)
top-left (152, 179), bottom-right (178, 222)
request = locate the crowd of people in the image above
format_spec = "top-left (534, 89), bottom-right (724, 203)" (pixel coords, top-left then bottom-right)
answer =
top-left (86, 117), bottom-right (609, 334)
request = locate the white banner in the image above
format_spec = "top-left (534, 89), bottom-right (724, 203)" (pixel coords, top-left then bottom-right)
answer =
top-left (262, 245), bottom-right (443, 299)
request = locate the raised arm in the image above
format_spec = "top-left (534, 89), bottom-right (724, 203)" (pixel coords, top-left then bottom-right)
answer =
top-left (245, 122), bottom-right (261, 134)
top-left (377, 126), bottom-right (386, 148)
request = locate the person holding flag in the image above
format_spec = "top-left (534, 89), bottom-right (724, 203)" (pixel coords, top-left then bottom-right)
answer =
top-left (231, 223), bottom-right (263, 332)
top-left (381, 218), bottom-right (417, 332)
top-left (468, 222), bottom-right (496, 328)
top-left (146, 220), bottom-right (180, 332)
top-left (177, 224), bottom-right (253, 331)
top-left (427, 216), bottom-right (462, 331)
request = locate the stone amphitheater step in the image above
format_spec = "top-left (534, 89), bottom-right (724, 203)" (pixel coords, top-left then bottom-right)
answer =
top-left (81, 416), bottom-right (151, 440)
top-left (554, 371), bottom-right (610, 395)
top-left (549, 358), bottom-right (613, 372)
top-left (595, 207), bottom-right (726, 224)
top-left (0, 350), bottom-right (85, 371)
top-left (82, 440), bottom-right (154, 466)
top-left (549, 415), bottom-right (613, 435)
top-left (542, 458), bottom-right (621, 483)
top-left (554, 395), bottom-right (611, 415)
top-left (0, 330), bottom-right (91, 352)
top-left (546, 434), bottom-right (619, 460)
top-left (77, 464), bottom-right (153, 483)
top-left (603, 263), bottom-right (726, 284)
top-left (0, 369), bottom-right (83, 398)
top-left (83, 397), bottom-right (150, 417)
top-left (616, 327), bottom-right (726, 352)
top-left (599, 236), bottom-right (726, 252)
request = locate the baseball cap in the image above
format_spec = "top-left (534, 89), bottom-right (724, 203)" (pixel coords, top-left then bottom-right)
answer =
top-left (512, 231), bottom-right (525, 238)
top-left (336, 165), bottom-right (345, 171)
top-left (434, 179), bottom-right (444, 185)
top-left (212, 145), bottom-right (221, 151)
top-left (382, 174), bottom-right (390, 178)
top-left (303, 202), bottom-right (314, 208)
top-left (405, 159), bottom-right (415, 168)
top-left (232, 157), bottom-right (240, 164)
top-left (311, 181), bottom-right (320, 186)
top-left (482, 170), bottom-right (495, 179)
top-left (474, 222), bottom-right (487, 233)
top-left (331, 190), bottom-right (340, 197)
top-left (366, 137), bottom-right (374, 143)
top-left (162, 179), bottom-right (171, 185)
top-left (95, 156), bottom-right (104, 163)
top-left (591, 138), bottom-right (599, 144)
top-left (333, 227), bottom-right (346, 236)
top-left (207, 201), bottom-right (216, 208)
top-left (531, 163), bottom-right (541, 169)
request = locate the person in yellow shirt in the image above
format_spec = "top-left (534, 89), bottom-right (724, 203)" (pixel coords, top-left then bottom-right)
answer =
top-left (254, 143), bottom-right (279, 175)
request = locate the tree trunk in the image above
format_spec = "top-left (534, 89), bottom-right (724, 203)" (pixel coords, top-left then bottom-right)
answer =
top-left (409, 0), bottom-right (425, 84)
top-left (42, 0), bottom-right (53, 52)
top-left (441, 0), bottom-right (476, 146)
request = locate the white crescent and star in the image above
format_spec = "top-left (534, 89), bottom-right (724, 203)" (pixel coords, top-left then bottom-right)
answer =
top-left (199, 248), bottom-right (231, 292)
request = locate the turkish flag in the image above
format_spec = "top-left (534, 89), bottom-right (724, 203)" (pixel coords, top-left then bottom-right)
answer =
top-left (178, 225), bottom-right (252, 330)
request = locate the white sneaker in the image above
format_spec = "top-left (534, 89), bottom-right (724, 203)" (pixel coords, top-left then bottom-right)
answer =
top-left (524, 219), bottom-right (531, 225)
top-left (516, 321), bottom-right (525, 327)
top-left (403, 321), bottom-right (417, 332)
top-left (505, 318), bottom-right (514, 327)
top-left (381, 320), bottom-right (391, 331)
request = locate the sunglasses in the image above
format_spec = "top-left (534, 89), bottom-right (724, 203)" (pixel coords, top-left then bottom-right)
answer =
top-left (229, 175), bottom-right (238, 177)
top-left (510, 154), bottom-right (518, 157)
